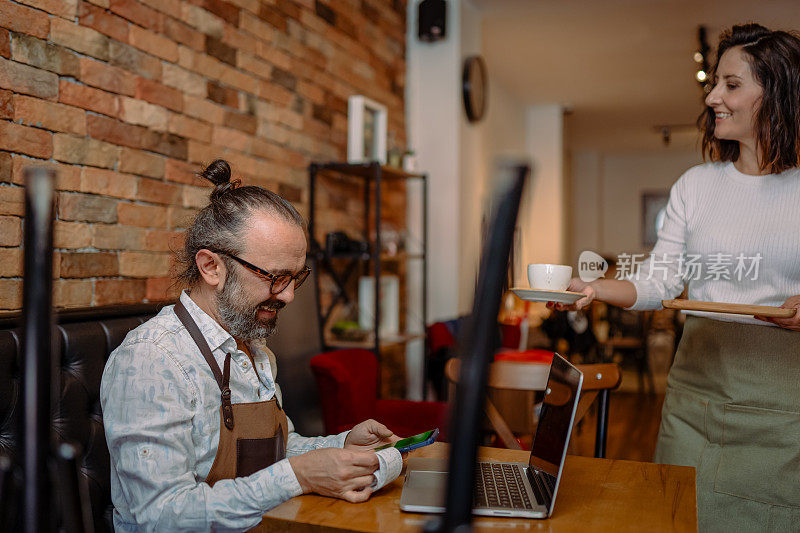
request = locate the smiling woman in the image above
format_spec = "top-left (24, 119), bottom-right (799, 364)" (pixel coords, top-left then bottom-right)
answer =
top-left (555, 23), bottom-right (800, 531)
top-left (699, 24), bottom-right (800, 174)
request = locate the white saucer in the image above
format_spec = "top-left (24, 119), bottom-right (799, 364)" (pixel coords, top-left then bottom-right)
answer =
top-left (510, 288), bottom-right (584, 305)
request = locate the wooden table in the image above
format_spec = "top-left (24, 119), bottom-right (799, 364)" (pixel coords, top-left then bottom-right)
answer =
top-left (261, 443), bottom-right (697, 532)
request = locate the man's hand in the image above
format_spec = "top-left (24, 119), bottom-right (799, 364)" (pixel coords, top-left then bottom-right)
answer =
top-left (288, 448), bottom-right (379, 502)
top-left (344, 419), bottom-right (399, 451)
top-left (755, 295), bottom-right (800, 332)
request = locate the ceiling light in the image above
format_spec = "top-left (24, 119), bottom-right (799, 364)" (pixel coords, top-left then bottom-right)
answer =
top-left (695, 26), bottom-right (711, 94)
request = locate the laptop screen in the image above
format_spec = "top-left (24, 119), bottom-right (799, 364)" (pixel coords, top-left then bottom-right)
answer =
top-left (528, 354), bottom-right (583, 477)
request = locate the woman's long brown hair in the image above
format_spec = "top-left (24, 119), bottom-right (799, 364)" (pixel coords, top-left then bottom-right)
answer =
top-left (699, 24), bottom-right (800, 174)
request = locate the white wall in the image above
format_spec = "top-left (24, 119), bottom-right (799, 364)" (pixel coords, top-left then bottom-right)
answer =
top-left (408, 1), bottom-right (569, 312)
top-left (406, 0), bottom-right (463, 323)
top-left (570, 150), bottom-right (702, 263)
top-left (407, 0), bottom-right (482, 399)
top-left (571, 150), bottom-right (602, 262)
top-left (483, 81), bottom-right (528, 286)
top-left (457, 0), bottom-right (487, 312)
top-left (484, 81), bottom-right (527, 161)
top-left (407, 0), bottom-right (497, 320)
top-left (515, 105), bottom-right (565, 285)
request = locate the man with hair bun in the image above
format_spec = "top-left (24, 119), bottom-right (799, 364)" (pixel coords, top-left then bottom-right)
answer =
top-left (101, 159), bottom-right (403, 531)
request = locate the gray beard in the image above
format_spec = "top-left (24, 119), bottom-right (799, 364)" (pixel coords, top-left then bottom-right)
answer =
top-left (216, 267), bottom-right (279, 341)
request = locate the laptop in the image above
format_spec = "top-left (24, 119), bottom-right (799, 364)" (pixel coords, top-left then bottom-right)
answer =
top-left (399, 353), bottom-right (584, 518)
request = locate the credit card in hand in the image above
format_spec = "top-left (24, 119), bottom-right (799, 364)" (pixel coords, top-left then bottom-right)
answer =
top-left (374, 429), bottom-right (438, 453)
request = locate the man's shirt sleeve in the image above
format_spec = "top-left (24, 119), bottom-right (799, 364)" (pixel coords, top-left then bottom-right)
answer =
top-left (277, 382), bottom-right (349, 455)
top-left (101, 340), bottom-right (302, 532)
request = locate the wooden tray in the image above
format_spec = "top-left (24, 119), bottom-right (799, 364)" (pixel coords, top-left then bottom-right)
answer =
top-left (662, 299), bottom-right (795, 318)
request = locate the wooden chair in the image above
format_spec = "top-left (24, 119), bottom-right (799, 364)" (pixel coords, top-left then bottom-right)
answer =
top-left (445, 357), bottom-right (621, 457)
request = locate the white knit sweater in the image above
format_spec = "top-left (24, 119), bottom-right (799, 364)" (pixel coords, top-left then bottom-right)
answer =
top-left (627, 162), bottom-right (800, 326)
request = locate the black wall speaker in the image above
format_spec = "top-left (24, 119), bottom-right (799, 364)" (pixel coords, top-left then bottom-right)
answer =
top-left (418, 0), bottom-right (446, 42)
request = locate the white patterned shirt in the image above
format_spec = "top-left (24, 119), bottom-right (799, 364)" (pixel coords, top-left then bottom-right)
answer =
top-left (100, 291), bottom-right (349, 532)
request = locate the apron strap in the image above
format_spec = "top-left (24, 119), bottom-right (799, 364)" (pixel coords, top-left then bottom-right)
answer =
top-left (221, 350), bottom-right (233, 430)
top-left (174, 299), bottom-right (235, 430)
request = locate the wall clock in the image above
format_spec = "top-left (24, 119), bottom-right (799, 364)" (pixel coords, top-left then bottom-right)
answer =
top-left (462, 55), bottom-right (487, 123)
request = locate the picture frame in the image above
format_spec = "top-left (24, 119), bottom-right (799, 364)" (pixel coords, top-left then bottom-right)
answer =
top-left (641, 191), bottom-right (670, 247)
top-left (347, 95), bottom-right (387, 164)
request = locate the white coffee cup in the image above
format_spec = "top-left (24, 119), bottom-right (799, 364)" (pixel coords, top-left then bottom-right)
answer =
top-left (528, 264), bottom-right (573, 291)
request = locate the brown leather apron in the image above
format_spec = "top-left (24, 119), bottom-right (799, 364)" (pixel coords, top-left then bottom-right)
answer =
top-left (174, 300), bottom-right (288, 486)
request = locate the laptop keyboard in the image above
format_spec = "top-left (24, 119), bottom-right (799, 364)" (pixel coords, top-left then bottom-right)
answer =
top-left (531, 468), bottom-right (555, 501)
top-left (473, 463), bottom-right (534, 509)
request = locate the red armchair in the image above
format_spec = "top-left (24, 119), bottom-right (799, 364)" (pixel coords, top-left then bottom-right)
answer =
top-left (310, 349), bottom-right (448, 440)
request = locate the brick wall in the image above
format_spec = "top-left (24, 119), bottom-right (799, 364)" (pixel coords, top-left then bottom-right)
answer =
top-left (0, 0), bottom-right (407, 310)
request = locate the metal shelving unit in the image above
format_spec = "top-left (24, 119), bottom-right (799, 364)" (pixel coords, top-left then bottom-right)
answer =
top-left (308, 161), bottom-right (428, 392)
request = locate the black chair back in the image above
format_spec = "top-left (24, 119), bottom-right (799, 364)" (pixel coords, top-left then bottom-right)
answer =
top-left (0, 305), bottom-right (163, 532)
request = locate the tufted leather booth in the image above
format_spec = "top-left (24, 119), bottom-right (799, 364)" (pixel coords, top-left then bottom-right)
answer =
top-left (0, 303), bottom-right (165, 531)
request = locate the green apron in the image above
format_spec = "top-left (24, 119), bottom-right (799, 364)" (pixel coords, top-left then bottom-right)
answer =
top-left (655, 316), bottom-right (800, 532)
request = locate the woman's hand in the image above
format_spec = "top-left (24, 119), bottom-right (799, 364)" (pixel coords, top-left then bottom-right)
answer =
top-left (547, 278), bottom-right (595, 311)
top-left (754, 295), bottom-right (800, 332)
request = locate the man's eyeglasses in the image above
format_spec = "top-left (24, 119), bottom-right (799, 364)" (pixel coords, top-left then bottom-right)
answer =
top-left (216, 251), bottom-right (311, 295)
